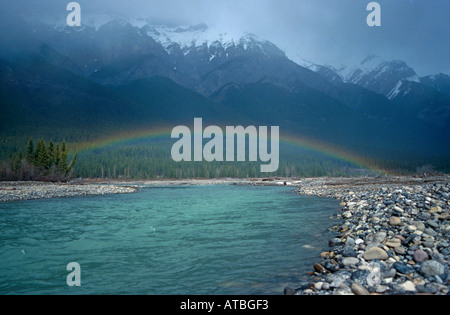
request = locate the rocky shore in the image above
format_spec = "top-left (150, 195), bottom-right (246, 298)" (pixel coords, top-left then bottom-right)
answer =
top-left (0, 181), bottom-right (136, 202)
top-left (279, 175), bottom-right (450, 295)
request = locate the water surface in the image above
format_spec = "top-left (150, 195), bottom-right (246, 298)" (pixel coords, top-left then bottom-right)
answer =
top-left (0, 185), bottom-right (338, 295)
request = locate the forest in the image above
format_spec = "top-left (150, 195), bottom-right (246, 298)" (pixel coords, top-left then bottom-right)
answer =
top-left (0, 139), bottom-right (77, 181)
top-left (1, 135), bottom-right (447, 182)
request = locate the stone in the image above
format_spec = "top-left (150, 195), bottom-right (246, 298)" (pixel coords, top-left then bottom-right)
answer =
top-left (342, 257), bottom-right (359, 266)
top-left (363, 247), bottom-right (389, 260)
top-left (366, 264), bottom-right (382, 286)
top-left (412, 221), bottom-right (426, 231)
top-left (381, 268), bottom-right (396, 279)
top-left (385, 238), bottom-right (402, 247)
top-left (429, 206), bottom-right (442, 213)
top-left (393, 262), bottom-right (414, 275)
top-left (393, 206), bottom-right (404, 213)
top-left (389, 216), bottom-right (402, 226)
top-left (416, 284), bottom-right (438, 294)
top-left (436, 213), bottom-right (449, 220)
top-left (399, 280), bottom-right (416, 292)
top-left (314, 263), bottom-right (328, 273)
top-left (314, 282), bottom-right (324, 290)
top-left (365, 232), bottom-right (387, 245)
top-left (342, 246), bottom-right (357, 257)
top-left (394, 246), bottom-right (406, 255)
top-left (355, 238), bottom-right (364, 245)
top-left (351, 282), bottom-right (370, 295)
top-left (421, 260), bottom-right (445, 276)
top-left (326, 271), bottom-right (351, 288)
top-left (345, 237), bottom-right (355, 247)
top-left (375, 285), bottom-right (389, 293)
top-left (342, 211), bottom-right (352, 219)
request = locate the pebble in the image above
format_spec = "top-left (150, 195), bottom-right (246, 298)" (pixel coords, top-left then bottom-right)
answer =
top-left (363, 247), bottom-right (389, 260)
top-left (399, 280), bottom-right (416, 292)
top-left (389, 216), bottom-right (402, 226)
top-left (351, 282), bottom-right (370, 295)
top-left (342, 257), bottom-right (359, 266)
top-left (421, 260), bottom-right (445, 276)
top-left (291, 175), bottom-right (450, 295)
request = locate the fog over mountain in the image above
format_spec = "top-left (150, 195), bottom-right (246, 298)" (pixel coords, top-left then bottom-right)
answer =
top-left (1, 0), bottom-right (449, 76)
top-left (0, 1), bottom-right (449, 176)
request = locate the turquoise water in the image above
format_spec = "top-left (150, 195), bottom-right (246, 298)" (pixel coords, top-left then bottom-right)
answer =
top-left (0, 185), bottom-right (338, 295)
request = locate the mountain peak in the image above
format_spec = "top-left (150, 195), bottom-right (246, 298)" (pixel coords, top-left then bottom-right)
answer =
top-left (144, 23), bottom-right (258, 49)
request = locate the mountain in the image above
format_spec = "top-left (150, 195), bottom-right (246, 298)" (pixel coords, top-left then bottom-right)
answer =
top-left (420, 73), bottom-right (450, 97)
top-left (337, 55), bottom-right (420, 98)
top-left (305, 56), bottom-right (450, 132)
top-left (0, 15), bottom-right (449, 174)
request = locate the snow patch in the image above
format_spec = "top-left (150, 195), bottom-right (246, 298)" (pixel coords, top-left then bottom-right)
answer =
top-left (387, 80), bottom-right (403, 99)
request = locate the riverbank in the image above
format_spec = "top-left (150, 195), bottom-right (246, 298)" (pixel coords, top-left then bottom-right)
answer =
top-left (281, 175), bottom-right (450, 295)
top-left (0, 181), bottom-right (136, 202)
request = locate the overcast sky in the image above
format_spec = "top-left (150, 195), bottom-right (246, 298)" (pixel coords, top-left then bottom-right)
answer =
top-left (2, 0), bottom-right (449, 75)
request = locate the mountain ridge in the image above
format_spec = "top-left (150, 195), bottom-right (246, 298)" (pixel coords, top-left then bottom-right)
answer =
top-left (1, 16), bottom-right (449, 173)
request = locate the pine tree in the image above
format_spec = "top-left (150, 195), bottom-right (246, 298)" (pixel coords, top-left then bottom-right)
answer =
top-left (35, 140), bottom-right (49, 169)
top-left (58, 140), bottom-right (68, 174)
top-left (55, 144), bottom-right (61, 168)
top-left (47, 141), bottom-right (55, 168)
top-left (26, 139), bottom-right (34, 164)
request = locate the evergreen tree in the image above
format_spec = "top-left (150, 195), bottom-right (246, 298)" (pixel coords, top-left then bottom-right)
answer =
top-left (26, 139), bottom-right (34, 164)
top-left (35, 140), bottom-right (49, 169)
top-left (47, 141), bottom-right (55, 168)
top-left (55, 144), bottom-right (61, 168)
top-left (58, 140), bottom-right (68, 174)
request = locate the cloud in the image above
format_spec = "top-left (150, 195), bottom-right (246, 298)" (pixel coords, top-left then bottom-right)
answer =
top-left (1, 0), bottom-right (449, 75)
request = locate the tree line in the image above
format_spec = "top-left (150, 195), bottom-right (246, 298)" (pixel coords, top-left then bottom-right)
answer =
top-left (0, 139), bottom-right (78, 181)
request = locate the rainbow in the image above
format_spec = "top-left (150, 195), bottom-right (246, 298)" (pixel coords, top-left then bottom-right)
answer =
top-left (71, 125), bottom-right (384, 173)
top-left (72, 125), bottom-right (172, 153)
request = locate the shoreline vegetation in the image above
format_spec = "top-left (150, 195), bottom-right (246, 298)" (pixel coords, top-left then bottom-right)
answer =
top-left (0, 174), bottom-right (448, 295)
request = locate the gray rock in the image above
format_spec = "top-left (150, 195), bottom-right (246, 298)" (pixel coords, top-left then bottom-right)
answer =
top-left (342, 246), bottom-right (357, 257)
top-left (412, 221), bottom-right (426, 231)
top-left (421, 260), bottom-right (445, 276)
top-left (389, 216), bottom-right (402, 226)
top-left (351, 282), bottom-right (370, 295)
top-left (426, 219), bottom-right (439, 228)
top-left (393, 262), bottom-right (414, 275)
top-left (342, 257), bottom-right (359, 266)
top-left (326, 271), bottom-right (351, 288)
top-left (365, 232), bottom-right (387, 245)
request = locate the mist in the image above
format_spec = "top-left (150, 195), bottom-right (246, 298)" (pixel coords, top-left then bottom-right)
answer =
top-left (0, 0), bottom-right (449, 75)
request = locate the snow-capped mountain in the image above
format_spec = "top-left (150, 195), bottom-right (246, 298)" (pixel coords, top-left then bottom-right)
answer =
top-left (1, 13), bottom-right (449, 168)
top-left (143, 23), bottom-right (283, 56)
top-left (336, 55), bottom-right (419, 98)
top-left (301, 55), bottom-right (449, 103)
